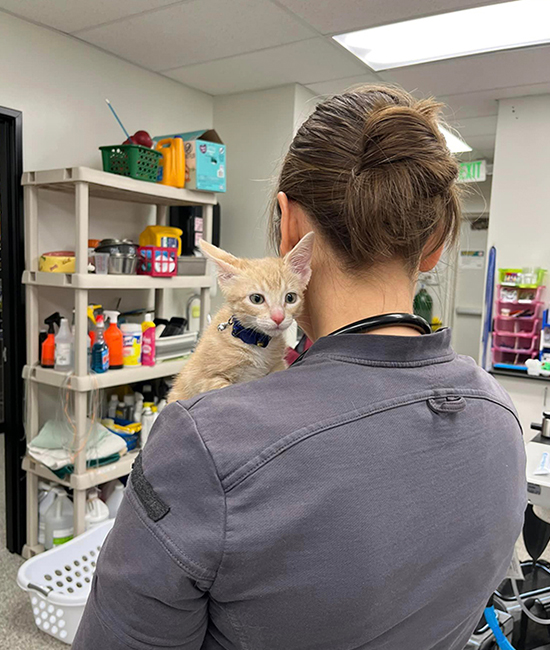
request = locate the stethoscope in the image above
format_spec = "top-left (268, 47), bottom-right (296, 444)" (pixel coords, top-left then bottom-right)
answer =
top-left (328, 312), bottom-right (432, 337)
top-left (292, 312), bottom-right (432, 365)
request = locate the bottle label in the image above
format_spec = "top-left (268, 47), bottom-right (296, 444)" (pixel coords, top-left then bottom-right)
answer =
top-left (123, 333), bottom-right (141, 366)
top-left (53, 528), bottom-right (74, 546)
top-left (142, 331), bottom-right (155, 365)
top-left (101, 347), bottom-right (109, 371)
top-left (56, 343), bottom-right (72, 366)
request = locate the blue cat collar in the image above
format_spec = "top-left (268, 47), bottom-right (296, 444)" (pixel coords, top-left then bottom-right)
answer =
top-left (231, 317), bottom-right (271, 348)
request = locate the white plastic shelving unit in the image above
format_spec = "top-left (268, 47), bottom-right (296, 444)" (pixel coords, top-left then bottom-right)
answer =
top-left (22, 166), bottom-right (215, 559)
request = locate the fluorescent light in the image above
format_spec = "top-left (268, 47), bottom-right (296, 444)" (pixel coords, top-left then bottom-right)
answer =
top-left (333, 0), bottom-right (550, 71)
top-left (439, 125), bottom-right (472, 153)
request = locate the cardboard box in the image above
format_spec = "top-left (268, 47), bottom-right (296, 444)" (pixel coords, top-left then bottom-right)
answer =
top-left (154, 129), bottom-right (226, 193)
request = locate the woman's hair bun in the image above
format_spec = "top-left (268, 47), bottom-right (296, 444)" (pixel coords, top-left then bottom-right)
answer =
top-left (274, 84), bottom-right (462, 271)
top-left (357, 101), bottom-right (458, 197)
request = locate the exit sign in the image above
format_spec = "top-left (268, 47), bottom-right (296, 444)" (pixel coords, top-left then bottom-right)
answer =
top-left (458, 160), bottom-right (486, 183)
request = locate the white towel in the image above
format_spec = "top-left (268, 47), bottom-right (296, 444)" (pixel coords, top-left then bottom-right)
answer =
top-left (28, 419), bottom-right (127, 470)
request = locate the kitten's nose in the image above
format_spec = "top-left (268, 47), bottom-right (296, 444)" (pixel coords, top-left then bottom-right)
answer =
top-left (271, 311), bottom-right (284, 325)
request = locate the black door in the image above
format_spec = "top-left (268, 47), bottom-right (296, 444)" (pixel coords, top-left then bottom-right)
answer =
top-left (0, 106), bottom-right (26, 553)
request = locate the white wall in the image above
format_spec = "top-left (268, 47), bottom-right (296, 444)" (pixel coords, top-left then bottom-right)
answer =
top-left (484, 95), bottom-right (550, 422)
top-left (0, 12), bottom-right (213, 321)
top-left (293, 85), bottom-right (318, 136)
top-left (488, 95), bottom-right (550, 267)
top-left (213, 83), bottom-right (318, 264)
top-left (0, 12), bottom-right (212, 172)
top-left (213, 85), bottom-right (296, 260)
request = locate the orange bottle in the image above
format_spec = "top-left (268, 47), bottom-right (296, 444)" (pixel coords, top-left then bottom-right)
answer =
top-left (104, 311), bottom-right (123, 370)
top-left (156, 137), bottom-right (185, 188)
top-left (41, 312), bottom-right (61, 368)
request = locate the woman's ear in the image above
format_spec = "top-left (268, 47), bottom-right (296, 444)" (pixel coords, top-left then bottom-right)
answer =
top-left (278, 191), bottom-right (302, 257)
top-left (284, 232), bottom-right (314, 285)
top-left (419, 244), bottom-right (444, 272)
top-left (199, 240), bottom-right (240, 285)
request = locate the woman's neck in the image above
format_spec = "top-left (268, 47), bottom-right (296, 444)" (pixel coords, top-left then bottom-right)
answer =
top-left (300, 258), bottom-right (419, 341)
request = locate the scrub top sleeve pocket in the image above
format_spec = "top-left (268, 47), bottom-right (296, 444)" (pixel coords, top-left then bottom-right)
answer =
top-left (73, 402), bottom-right (226, 649)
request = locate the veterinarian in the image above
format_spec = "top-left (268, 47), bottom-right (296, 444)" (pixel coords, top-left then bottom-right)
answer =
top-left (74, 85), bottom-right (526, 649)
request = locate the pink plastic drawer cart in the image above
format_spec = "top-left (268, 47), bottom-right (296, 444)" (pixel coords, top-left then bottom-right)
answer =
top-left (492, 267), bottom-right (546, 371)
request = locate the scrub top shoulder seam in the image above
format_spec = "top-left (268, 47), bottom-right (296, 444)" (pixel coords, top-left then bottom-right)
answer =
top-left (175, 402), bottom-right (230, 584)
top-left (221, 388), bottom-right (519, 492)
top-left (317, 351), bottom-right (457, 368)
top-left (125, 484), bottom-right (217, 582)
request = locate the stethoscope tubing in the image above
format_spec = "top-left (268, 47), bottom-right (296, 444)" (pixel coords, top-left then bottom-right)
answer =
top-left (328, 312), bottom-right (431, 337)
top-left (292, 312), bottom-right (432, 365)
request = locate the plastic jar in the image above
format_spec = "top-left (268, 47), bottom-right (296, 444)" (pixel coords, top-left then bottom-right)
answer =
top-left (120, 323), bottom-right (142, 367)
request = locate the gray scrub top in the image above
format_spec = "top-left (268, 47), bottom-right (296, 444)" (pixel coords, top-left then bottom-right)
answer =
top-left (74, 329), bottom-right (526, 650)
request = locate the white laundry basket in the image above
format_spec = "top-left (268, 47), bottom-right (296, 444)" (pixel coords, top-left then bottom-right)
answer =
top-left (17, 519), bottom-right (114, 645)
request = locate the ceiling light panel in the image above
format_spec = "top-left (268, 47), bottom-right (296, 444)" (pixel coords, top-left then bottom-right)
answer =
top-left (334, 0), bottom-right (550, 71)
top-left (439, 126), bottom-right (472, 153)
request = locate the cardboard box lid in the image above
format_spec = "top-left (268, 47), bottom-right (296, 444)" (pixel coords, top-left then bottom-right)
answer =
top-left (179, 129), bottom-right (223, 145)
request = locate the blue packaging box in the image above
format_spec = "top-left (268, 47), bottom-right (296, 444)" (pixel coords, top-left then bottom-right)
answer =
top-left (154, 129), bottom-right (226, 193)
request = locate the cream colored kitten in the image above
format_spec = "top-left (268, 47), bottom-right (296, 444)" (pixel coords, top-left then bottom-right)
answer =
top-left (167, 233), bottom-right (314, 402)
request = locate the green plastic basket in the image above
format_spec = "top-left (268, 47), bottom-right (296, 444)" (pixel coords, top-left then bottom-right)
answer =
top-left (498, 267), bottom-right (546, 288)
top-left (99, 144), bottom-right (162, 183)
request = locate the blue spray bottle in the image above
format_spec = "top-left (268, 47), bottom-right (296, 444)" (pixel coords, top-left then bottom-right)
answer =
top-left (91, 314), bottom-right (110, 373)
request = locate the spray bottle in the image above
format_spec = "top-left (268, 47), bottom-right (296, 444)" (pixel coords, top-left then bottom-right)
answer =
top-left (54, 318), bottom-right (74, 372)
top-left (104, 310), bottom-right (123, 369)
top-left (38, 329), bottom-right (48, 364)
top-left (87, 304), bottom-right (102, 347)
top-left (41, 312), bottom-right (61, 368)
top-left (141, 312), bottom-right (156, 366)
top-left (91, 314), bottom-right (110, 373)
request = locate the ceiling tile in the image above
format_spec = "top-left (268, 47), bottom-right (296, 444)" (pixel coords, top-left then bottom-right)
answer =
top-left (165, 38), bottom-right (368, 95)
top-left (378, 46), bottom-right (550, 99)
top-left (305, 73), bottom-right (381, 96)
top-left (0, 0), bottom-right (177, 33)
top-left (275, 0), bottom-right (513, 36)
top-left (438, 92), bottom-right (500, 120)
top-left (77, 0), bottom-right (315, 71)
top-left (447, 115), bottom-right (497, 138)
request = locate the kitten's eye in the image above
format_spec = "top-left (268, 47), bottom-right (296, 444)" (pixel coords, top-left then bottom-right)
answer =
top-left (249, 293), bottom-right (265, 305)
top-left (285, 292), bottom-right (298, 304)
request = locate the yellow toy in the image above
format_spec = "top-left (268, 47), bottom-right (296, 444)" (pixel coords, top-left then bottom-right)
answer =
top-left (139, 225), bottom-right (182, 256)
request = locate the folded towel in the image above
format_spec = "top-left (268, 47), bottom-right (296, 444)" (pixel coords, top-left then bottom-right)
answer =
top-left (51, 453), bottom-right (123, 479)
top-left (28, 419), bottom-right (127, 470)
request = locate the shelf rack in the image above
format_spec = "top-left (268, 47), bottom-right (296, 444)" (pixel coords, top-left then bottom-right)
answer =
top-left (22, 166), bottom-right (215, 558)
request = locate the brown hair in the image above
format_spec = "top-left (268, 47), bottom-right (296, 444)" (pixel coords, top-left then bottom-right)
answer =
top-left (272, 84), bottom-right (461, 272)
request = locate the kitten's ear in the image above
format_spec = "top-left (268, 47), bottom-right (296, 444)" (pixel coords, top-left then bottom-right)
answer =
top-left (284, 232), bottom-right (314, 285)
top-left (199, 240), bottom-right (239, 284)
